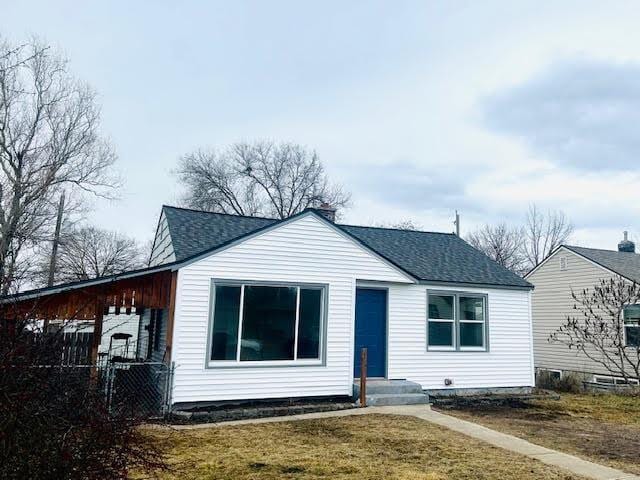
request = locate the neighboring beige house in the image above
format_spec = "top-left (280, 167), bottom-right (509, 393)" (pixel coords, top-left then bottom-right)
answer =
top-left (526, 233), bottom-right (640, 385)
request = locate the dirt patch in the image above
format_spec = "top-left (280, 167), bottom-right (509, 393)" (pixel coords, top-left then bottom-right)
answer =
top-left (139, 414), bottom-right (585, 479)
top-left (438, 394), bottom-right (640, 476)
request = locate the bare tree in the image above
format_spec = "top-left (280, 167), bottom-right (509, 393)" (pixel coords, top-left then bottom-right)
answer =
top-left (550, 277), bottom-right (640, 382)
top-left (375, 219), bottom-right (422, 231)
top-left (176, 141), bottom-right (350, 219)
top-left (51, 226), bottom-right (145, 283)
top-left (523, 204), bottom-right (573, 270)
top-left (0, 38), bottom-right (118, 293)
top-left (466, 223), bottom-right (527, 274)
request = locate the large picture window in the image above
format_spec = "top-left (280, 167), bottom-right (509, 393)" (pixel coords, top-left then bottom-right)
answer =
top-left (428, 291), bottom-right (487, 351)
top-left (209, 282), bottom-right (325, 364)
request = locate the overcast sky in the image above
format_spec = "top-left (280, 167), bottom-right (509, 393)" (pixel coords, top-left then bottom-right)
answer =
top-left (3, 1), bottom-right (640, 250)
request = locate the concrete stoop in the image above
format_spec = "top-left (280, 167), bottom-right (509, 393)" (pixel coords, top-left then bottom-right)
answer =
top-left (354, 379), bottom-right (430, 406)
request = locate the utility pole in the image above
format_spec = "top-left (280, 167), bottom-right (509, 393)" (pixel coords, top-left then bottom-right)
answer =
top-left (47, 192), bottom-right (65, 287)
top-left (454, 210), bottom-right (460, 236)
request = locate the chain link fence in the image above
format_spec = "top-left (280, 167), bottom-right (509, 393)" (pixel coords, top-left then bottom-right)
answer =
top-left (100, 361), bottom-right (174, 417)
top-left (9, 361), bottom-right (175, 418)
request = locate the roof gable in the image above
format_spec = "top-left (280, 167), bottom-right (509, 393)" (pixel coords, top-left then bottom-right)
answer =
top-left (160, 206), bottom-right (531, 289)
top-left (183, 212), bottom-right (416, 283)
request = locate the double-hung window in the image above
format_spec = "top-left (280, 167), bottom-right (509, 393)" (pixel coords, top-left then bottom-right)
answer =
top-left (623, 304), bottom-right (640, 348)
top-left (209, 281), bottom-right (325, 365)
top-left (428, 291), bottom-right (487, 351)
top-left (427, 294), bottom-right (456, 350)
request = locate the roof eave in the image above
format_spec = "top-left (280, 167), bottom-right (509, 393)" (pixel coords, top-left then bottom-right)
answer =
top-left (417, 279), bottom-right (533, 291)
top-left (0, 262), bottom-right (179, 303)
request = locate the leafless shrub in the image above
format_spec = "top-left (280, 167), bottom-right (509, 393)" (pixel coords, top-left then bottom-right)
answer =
top-left (0, 314), bottom-right (169, 479)
top-left (536, 370), bottom-right (584, 393)
top-left (550, 276), bottom-right (640, 383)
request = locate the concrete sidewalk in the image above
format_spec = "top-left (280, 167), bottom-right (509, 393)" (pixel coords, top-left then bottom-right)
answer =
top-left (395, 405), bottom-right (638, 480)
top-left (171, 404), bottom-right (638, 480)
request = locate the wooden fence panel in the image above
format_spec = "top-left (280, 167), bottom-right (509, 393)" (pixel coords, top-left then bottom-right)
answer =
top-left (61, 332), bottom-right (94, 365)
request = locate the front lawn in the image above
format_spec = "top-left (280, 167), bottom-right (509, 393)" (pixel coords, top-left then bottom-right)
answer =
top-left (142, 414), bottom-right (582, 479)
top-left (436, 393), bottom-right (640, 476)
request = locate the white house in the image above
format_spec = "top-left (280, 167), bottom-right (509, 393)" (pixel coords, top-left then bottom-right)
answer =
top-left (5, 205), bottom-right (535, 408)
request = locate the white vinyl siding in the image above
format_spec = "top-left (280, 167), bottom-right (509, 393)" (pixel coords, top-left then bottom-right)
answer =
top-left (149, 211), bottom-right (176, 267)
top-left (527, 247), bottom-right (619, 376)
top-left (68, 313), bottom-right (141, 359)
top-left (171, 213), bottom-right (413, 404)
top-left (387, 284), bottom-right (533, 389)
top-left (136, 308), bottom-right (169, 362)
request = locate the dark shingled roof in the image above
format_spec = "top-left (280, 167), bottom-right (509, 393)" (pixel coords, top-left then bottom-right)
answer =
top-left (565, 245), bottom-right (640, 283)
top-left (162, 206), bottom-right (532, 288)
top-left (163, 206), bottom-right (275, 261)
top-left (340, 225), bottom-right (531, 287)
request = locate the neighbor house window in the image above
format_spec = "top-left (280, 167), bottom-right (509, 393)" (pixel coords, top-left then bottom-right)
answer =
top-left (209, 282), bottom-right (325, 364)
top-left (623, 304), bottom-right (640, 347)
top-left (428, 291), bottom-right (487, 351)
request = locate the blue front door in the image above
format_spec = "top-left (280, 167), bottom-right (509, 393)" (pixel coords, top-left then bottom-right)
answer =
top-left (354, 288), bottom-right (387, 378)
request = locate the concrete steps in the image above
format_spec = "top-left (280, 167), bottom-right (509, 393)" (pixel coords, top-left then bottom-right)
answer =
top-left (354, 379), bottom-right (430, 406)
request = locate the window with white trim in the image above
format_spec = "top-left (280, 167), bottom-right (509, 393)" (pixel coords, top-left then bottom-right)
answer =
top-left (594, 375), bottom-right (639, 386)
top-left (209, 282), bottom-right (325, 364)
top-left (428, 291), bottom-right (487, 351)
top-left (623, 304), bottom-right (640, 348)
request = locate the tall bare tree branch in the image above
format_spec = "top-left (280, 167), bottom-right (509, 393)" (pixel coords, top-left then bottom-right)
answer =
top-left (0, 37), bottom-right (119, 293)
top-left (466, 223), bottom-right (527, 274)
top-left (466, 204), bottom-right (573, 275)
top-left (47, 226), bottom-right (145, 284)
top-left (524, 204), bottom-right (573, 270)
top-left (175, 140), bottom-right (350, 219)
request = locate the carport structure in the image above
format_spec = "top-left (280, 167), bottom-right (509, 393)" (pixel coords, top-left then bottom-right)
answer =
top-left (0, 265), bottom-right (178, 365)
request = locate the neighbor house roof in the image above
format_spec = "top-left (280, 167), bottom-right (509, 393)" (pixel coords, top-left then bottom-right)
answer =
top-left (564, 245), bottom-right (640, 284)
top-left (161, 206), bottom-right (532, 289)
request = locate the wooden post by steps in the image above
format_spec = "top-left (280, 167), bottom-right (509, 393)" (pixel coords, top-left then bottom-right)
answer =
top-left (90, 294), bottom-right (106, 380)
top-left (360, 347), bottom-right (367, 407)
top-left (163, 271), bottom-right (178, 363)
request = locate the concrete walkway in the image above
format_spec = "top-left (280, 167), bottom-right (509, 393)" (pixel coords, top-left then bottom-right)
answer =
top-left (171, 405), bottom-right (638, 480)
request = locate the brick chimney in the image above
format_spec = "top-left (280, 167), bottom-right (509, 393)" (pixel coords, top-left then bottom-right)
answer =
top-left (316, 202), bottom-right (336, 222)
top-left (618, 231), bottom-right (635, 253)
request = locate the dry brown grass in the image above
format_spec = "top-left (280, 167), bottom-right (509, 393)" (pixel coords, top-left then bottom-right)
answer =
top-left (438, 393), bottom-right (640, 476)
top-left (536, 392), bottom-right (640, 425)
top-left (140, 414), bottom-right (583, 480)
